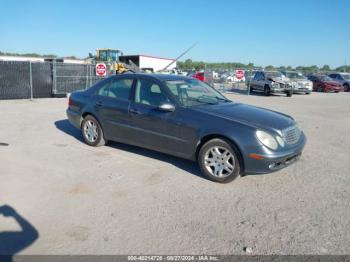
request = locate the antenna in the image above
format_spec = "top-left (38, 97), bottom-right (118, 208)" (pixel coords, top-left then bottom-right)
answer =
top-left (160, 42), bottom-right (198, 71)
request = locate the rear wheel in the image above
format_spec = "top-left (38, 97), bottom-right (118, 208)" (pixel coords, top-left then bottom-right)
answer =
top-left (344, 84), bottom-right (349, 92)
top-left (286, 90), bottom-right (293, 97)
top-left (198, 138), bottom-right (241, 183)
top-left (81, 115), bottom-right (106, 147)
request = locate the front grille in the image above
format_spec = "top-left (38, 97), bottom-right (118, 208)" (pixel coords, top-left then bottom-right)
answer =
top-left (282, 125), bottom-right (301, 144)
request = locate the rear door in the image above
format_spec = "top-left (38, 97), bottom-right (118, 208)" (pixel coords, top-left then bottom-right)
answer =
top-left (93, 76), bottom-right (134, 142)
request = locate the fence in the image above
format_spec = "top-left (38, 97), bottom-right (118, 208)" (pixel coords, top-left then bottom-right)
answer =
top-left (0, 61), bottom-right (112, 99)
top-left (211, 68), bottom-right (258, 94)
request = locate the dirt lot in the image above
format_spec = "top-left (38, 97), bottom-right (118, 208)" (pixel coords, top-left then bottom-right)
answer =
top-left (1, 91), bottom-right (349, 255)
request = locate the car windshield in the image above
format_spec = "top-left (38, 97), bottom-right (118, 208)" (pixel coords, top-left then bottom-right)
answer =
top-left (166, 79), bottom-right (230, 107)
top-left (341, 74), bottom-right (350, 80)
top-left (266, 71), bottom-right (283, 78)
top-left (285, 72), bottom-right (306, 79)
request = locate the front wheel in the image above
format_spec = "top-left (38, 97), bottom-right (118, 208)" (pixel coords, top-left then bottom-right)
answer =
top-left (198, 138), bottom-right (241, 183)
top-left (286, 90), bottom-right (293, 97)
top-left (264, 86), bottom-right (271, 96)
top-left (81, 115), bottom-right (106, 147)
top-left (343, 84), bottom-right (349, 92)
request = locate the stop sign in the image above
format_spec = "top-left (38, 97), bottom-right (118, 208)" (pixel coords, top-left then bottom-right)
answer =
top-left (235, 69), bottom-right (245, 80)
top-left (96, 63), bottom-right (107, 76)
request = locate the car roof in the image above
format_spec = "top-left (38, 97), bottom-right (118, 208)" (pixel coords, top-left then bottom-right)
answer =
top-left (128, 73), bottom-right (191, 82)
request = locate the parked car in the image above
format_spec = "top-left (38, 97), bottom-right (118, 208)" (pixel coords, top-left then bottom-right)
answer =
top-left (328, 72), bottom-right (350, 92)
top-left (67, 74), bottom-right (306, 183)
top-left (190, 71), bottom-right (213, 84)
top-left (308, 74), bottom-right (343, 92)
top-left (281, 71), bottom-right (312, 94)
top-left (249, 71), bottom-right (293, 97)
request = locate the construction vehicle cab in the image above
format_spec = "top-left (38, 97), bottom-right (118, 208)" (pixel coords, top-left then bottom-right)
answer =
top-left (96, 48), bottom-right (122, 63)
top-left (95, 48), bottom-right (131, 74)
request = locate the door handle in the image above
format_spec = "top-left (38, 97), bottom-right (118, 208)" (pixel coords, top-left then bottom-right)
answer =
top-left (95, 101), bottom-right (103, 107)
top-left (130, 108), bottom-right (141, 115)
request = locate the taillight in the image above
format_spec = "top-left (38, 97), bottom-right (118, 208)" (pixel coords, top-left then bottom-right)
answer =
top-left (68, 97), bottom-right (73, 107)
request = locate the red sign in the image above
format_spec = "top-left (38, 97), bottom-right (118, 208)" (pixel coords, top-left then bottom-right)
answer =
top-left (235, 69), bottom-right (245, 80)
top-left (96, 63), bottom-right (107, 77)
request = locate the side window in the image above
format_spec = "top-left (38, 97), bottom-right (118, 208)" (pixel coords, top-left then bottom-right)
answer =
top-left (134, 79), bottom-right (170, 106)
top-left (108, 79), bottom-right (133, 100)
top-left (97, 78), bottom-right (133, 100)
top-left (329, 74), bottom-right (335, 79)
top-left (254, 72), bottom-right (260, 80)
top-left (97, 82), bottom-right (110, 96)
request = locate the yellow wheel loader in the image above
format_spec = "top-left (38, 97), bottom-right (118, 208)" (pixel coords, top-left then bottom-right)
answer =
top-left (94, 48), bottom-right (136, 74)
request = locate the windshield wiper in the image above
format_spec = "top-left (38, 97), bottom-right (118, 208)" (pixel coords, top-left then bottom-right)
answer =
top-left (215, 96), bottom-right (231, 102)
top-left (195, 96), bottom-right (218, 105)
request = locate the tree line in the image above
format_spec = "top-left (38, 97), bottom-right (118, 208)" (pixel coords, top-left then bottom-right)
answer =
top-left (177, 59), bottom-right (350, 74)
top-left (0, 51), bottom-right (78, 60)
top-left (1, 51), bottom-right (349, 73)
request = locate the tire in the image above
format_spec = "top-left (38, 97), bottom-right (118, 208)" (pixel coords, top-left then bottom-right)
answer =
top-left (286, 91), bottom-right (293, 97)
top-left (264, 85), bottom-right (271, 96)
top-left (81, 115), bottom-right (106, 147)
top-left (198, 138), bottom-right (241, 183)
top-left (344, 84), bottom-right (349, 92)
top-left (317, 86), bottom-right (324, 92)
top-left (249, 85), bottom-right (254, 93)
top-left (306, 92), bottom-right (311, 95)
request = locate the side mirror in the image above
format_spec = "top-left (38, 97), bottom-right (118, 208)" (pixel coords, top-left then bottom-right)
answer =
top-left (158, 103), bottom-right (175, 112)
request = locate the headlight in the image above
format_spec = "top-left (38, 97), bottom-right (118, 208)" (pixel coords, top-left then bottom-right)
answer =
top-left (271, 82), bottom-right (280, 88)
top-left (256, 130), bottom-right (278, 150)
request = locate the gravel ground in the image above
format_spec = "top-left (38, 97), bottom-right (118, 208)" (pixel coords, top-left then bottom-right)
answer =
top-left (0, 91), bottom-right (349, 255)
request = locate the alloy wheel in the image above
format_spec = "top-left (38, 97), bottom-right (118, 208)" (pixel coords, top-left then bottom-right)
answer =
top-left (83, 120), bottom-right (98, 143)
top-left (204, 146), bottom-right (235, 177)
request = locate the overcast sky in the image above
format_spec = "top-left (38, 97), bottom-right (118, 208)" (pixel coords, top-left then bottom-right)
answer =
top-left (1, 0), bottom-right (349, 67)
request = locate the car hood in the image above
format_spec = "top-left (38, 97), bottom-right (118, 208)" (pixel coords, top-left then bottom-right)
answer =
top-left (323, 80), bottom-right (340, 86)
top-left (193, 102), bottom-right (295, 132)
top-left (268, 77), bottom-right (291, 85)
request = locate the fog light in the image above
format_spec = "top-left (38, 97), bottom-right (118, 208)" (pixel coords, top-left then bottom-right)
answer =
top-left (269, 163), bottom-right (276, 169)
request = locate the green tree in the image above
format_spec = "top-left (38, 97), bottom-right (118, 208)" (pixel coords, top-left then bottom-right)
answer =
top-left (321, 65), bottom-right (331, 72)
top-left (335, 65), bottom-right (350, 72)
top-left (265, 65), bottom-right (275, 70)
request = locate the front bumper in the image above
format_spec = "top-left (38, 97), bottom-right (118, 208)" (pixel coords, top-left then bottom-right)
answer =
top-left (270, 85), bottom-right (292, 94)
top-left (293, 87), bottom-right (312, 93)
top-left (243, 132), bottom-right (306, 174)
top-left (325, 86), bottom-right (344, 92)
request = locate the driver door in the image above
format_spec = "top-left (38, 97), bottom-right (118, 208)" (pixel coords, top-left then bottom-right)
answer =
top-left (128, 77), bottom-right (185, 156)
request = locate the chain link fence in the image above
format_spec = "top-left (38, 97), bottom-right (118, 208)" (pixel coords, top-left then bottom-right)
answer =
top-left (0, 61), bottom-right (32, 99)
top-left (0, 60), bottom-right (112, 99)
top-left (211, 68), bottom-right (259, 94)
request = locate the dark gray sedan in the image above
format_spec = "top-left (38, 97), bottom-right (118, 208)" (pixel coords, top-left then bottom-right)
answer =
top-left (67, 74), bottom-right (306, 183)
